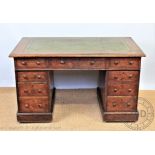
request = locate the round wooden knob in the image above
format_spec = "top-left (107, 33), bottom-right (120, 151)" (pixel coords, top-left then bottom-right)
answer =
top-left (129, 61), bottom-right (133, 65)
top-left (36, 61), bottom-right (41, 65)
top-left (38, 89), bottom-right (42, 93)
top-left (114, 76), bottom-right (118, 80)
top-left (114, 61), bottom-right (119, 65)
top-left (126, 103), bottom-right (131, 107)
top-left (112, 102), bottom-right (117, 107)
top-left (128, 89), bottom-right (132, 92)
top-left (24, 89), bottom-right (28, 93)
top-left (60, 60), bottom-right (65, 64)
top-left (21, 61), bottom-right (26, 65)
top-left (23, 75), bottom-right (27, 79)
top-left (90, 61), bottom-right (95, 65)
top-left (24, 104), bottom-right (29, 108)
top-left (37, 75), bottom-right (41, 79)
top-left (114, 88), bottom-right (118, 92)
top-left (128, 74), bottom-right (133, 78)
top-left (38, 104), bottom-right (42, 108)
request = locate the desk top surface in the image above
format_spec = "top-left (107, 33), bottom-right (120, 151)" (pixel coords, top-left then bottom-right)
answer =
top-left (9, 37), bottom-right (145, 57)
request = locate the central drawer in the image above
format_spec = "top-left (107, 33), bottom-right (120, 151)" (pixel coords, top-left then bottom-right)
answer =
top-left (48, 58), bottom-right (106, 69)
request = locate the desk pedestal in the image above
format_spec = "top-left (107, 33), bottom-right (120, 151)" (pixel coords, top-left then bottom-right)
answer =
top-left (97, 70), bottom-right (139, 122)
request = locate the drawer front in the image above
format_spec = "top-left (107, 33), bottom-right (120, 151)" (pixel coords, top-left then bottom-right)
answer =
top-left (108, 58), bottom-right (140, 70)
top-left (49, 58), bottom-right (77, 69)
top-left (108, 82), bottom-right (138, 96)
top-left (48, 58), bottom-right (106, 69)
top-left (18, 97), bottom-right (49, 112)
top-left (18, 83), bottom-right (49, 96)
top-left (108, 71), bottom-right (139, 82)
top-left (17, 71), bottom-right (48, 82)
top-left (77, 58), bottom-right (106, 69)
top-left (15, 58), bottom-right (48, 69)
top-left (106, 96), bottom-right (137, 112)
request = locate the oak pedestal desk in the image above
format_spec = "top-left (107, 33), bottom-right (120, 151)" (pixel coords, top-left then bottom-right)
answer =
top-left (9, 37), bottom-right (145, 123)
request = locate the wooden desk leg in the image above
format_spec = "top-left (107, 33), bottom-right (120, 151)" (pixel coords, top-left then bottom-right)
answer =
top-left (97, 70), bottom-right (139, 122)
top-left (17, 71), bottom-right (55, 123)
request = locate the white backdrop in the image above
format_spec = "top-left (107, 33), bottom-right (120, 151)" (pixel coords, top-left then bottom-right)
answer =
top-left (0, 23), bottom-right (155, 89)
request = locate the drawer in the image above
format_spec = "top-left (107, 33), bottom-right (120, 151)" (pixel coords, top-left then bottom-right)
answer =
top-left (15, 58), bottom-right (48, 69)
top-left (108, 58), bottom-right (140, 70)
top-left (49, 58), bottom-right (77, 69)
top-left (108, 71), bottom-right (139, 82)
top-left (18, 97), bottom-right (49, 112)
top-left (18, 83), bottom-right (49, 96)
top-left (106, 96), bottom-right (137, 112)
top-left (77, 58), bottom-right (106, 69)
top-left (108, 82), bottom-right (138, 96)
top-left (17, 71), bottom-right (48, 82)
top-left (48, 58), bottom-right (106, 69)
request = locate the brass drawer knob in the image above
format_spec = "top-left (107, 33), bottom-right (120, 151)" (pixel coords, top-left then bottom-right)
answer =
top-left (129, 61), bottom-right (134, 65)
top-left (128, 74), bottom-right (133, 78)
top-left (128, 89), bottom-right (132, 92)
top-left (36, 61), bottom-right (41, 65)
top-left (90, 61), bottom-right (95, 65)
top-left (38, 104), bottom-right (42, 108)
top-left (21, 61), bottom-right (26, 65)
top-left (24, 104), bottom-right (29, 108)
top-left (114, 88), bottom-right (118, 92)
top-left (112, 102), bottom-right (117, 107)
top-left (60, 60), bottom-right (65, 64)
top-left (38, 89), bottom-right (42, 93)
top-left (114, 61), bottom-right (119, 65)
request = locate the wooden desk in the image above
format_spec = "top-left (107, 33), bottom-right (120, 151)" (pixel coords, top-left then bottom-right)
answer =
top-left (9, 37), bottom-right (145, 123)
